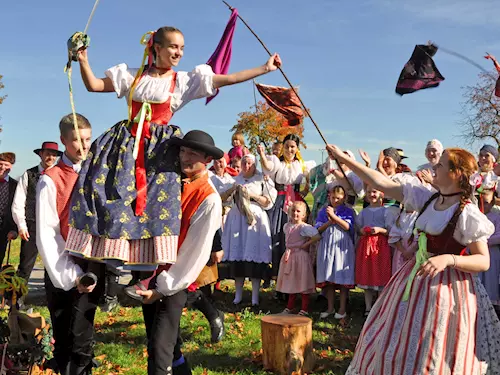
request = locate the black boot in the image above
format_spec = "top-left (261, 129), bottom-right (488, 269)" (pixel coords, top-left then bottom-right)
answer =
top-left (209, 310), bottom-right (225, 343)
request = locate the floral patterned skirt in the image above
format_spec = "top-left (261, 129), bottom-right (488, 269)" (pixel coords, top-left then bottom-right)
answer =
top-left (346, 259), bottom-right (500, 375)
top-left (65, 120), bottom-right (183, 266)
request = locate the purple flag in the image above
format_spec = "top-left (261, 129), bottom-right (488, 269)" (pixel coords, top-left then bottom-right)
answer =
top-left (206, 8), bottom-right (238, 104)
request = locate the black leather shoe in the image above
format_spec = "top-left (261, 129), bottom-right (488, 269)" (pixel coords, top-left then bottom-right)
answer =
top-left (123, 282), bottom-right (147, 302)
top-left (209, 310), bottom-right (225, 343)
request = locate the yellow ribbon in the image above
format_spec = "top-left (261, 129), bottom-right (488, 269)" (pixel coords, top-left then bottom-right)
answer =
top-left (127, 31), bottom-right (155, 123)
top-left (402, 231), bottom-right (430, 301)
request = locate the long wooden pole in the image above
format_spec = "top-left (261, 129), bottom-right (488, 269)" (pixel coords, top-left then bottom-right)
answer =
top-left (222, 1), bottom-right (356, 195)
top-left (222, 0), bottom-right (329, 144)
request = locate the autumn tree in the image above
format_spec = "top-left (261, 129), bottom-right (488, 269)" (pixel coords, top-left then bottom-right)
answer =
top-left (231, 100), bottom-right (305, 154)
top-left (460, 71), bottom-right (500, 147)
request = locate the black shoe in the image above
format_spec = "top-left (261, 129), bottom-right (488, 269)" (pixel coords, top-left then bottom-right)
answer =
top-left (173, 360), bottom-right (192, 375)
top-left (100, 296), bottom-right (119, 312)
top-left (209, 310), bottom-right (225, 343)
top-left (123, 282), bottom-right (147, 302)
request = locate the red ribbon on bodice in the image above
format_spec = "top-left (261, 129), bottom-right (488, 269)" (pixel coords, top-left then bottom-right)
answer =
top-left (130, 72), bottom-right (177, 216)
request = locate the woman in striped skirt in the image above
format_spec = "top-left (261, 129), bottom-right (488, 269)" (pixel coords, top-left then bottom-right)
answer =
top-left (326, 145), bottom-right (500, 375)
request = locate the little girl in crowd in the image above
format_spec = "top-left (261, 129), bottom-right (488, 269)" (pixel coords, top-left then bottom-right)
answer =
top-left (355, 186), bottom-right (392, 315)
top-left (228, 132), bottom-right (250, 161)
top-left (276, 201), bottom-right (320, 316)
top-left (315, 185), bottom-right (356, 319)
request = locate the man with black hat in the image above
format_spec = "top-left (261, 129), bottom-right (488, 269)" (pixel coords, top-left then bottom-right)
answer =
top-left (12, 142), bottom-right (61, 286)
top-left (136, 130), bottom-right (223, 375)
top-left (0, 152), bottom-right (18, 265)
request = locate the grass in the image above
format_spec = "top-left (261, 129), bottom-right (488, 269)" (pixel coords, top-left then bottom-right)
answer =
top-left (2, 196), bottom-right (366, 374)
top-left (2, 281), bottom-right (366, 375)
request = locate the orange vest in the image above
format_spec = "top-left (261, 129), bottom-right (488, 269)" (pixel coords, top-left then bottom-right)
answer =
top-left (44, 159), bottom-right (79, 241)
top-left (157, 173), bottom-right (215, 273)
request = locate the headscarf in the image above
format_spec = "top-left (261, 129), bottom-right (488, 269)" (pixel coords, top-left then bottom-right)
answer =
top-left (241, 154), bottom-right (256, 164)
top-left (426, 139), bottom-right (443, 156)
top-left (480, 144), bottom-right (499, 160)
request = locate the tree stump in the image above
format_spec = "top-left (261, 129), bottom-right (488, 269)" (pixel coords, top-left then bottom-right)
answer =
top-left (261, 315), bottom-right (315, 375)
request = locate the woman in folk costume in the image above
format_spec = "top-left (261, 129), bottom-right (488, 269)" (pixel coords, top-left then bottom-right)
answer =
top-left (326, 144), bottom-right (500, 375)
top-left (308, 158), bottom-right (334, 222)
top-left (257, 134), bottom-right (313, 280)
top-left (478, 188), bottom-right (500, 315)
top-left (65, 26), bottom-right (282, 267)
top-left (376, 147), bottom-right (415, 227)
top-left (222, 154), bottom-right (276, 306)
top-left (417, 139), bottom-right (443, 172)
top-left (474, 144), bottom-right (500, 212)
top-left (209, 153), bottom-right (238, 224)
top-left (327, 150), bottom-right (364, 207)
top-left (416, 139), bottom-right (443, 187)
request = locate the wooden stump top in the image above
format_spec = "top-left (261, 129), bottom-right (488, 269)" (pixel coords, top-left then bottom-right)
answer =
top-left (261, 314), bottom-right (311, 327)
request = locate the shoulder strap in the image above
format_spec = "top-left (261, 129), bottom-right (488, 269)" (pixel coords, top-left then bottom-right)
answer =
top-left (410, 192), bottom-right (440, 241)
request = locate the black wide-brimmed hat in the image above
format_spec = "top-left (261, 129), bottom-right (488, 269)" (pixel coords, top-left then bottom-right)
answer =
top-left (168, 130), bottom-right (224, 159)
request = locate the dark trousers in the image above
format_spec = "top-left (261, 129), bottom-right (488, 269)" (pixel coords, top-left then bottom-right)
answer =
top-left (45, 261), bottom-right (105, 375)
top-left (0, 229), bottom-right (10, 265)
top-left (187, 289), bottom-right (218, 322)
top-left (143, 288), bottom-right (188, 375)
top-left (17, 220), bottom-right (38, 280)
top-left (104, 264), bottom-right (120, 299)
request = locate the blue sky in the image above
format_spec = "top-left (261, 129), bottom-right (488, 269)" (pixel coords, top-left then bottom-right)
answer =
top-left (1, 0), bottom-right (500, 178)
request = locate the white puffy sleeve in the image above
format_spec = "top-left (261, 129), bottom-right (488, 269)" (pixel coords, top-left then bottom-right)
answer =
top-left (300, 224), bottom-right (319, 238)
top-left (262, 154), bottom-right (279, 176)
top-left (401, 181), bottom-right (435, 212)
top-left (105, 63), bottom-right (139, 99)
top-left (176, 64), bottom-right (217, 103)
top-left (454, 204), bottom-right (495, 244)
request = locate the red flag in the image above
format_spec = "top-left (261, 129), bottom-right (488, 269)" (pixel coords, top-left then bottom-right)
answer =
top-left (255, 83), bottom-right (304, 127)
top-left (206, 8), bottom-right (238, 104)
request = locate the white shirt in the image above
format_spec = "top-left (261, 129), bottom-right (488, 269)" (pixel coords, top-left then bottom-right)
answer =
top-left (12, 164), bottom-right (45, 232)
top-left (36, 154), bottom-right (82, 291)
top-left (156, 184), bottom-right (222, 296)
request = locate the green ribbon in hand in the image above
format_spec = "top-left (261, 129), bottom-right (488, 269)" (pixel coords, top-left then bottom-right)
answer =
top-left (402, 231), bottom-right (430, 301)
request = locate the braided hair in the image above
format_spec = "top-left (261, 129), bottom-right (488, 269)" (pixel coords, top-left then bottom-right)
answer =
top-left (445, 148), bottom-right (478, 210)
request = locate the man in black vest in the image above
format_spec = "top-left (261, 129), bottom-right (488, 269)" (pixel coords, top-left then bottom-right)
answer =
top-left (12, 142), bottom-right (61, 283)
top-left (0, 152), bottom-right (19, 265)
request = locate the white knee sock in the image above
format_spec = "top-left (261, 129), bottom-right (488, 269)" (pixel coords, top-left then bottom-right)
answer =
top-left (234, 278), bottom-right (244, 304)
top-left (251, 278), bottom-right (261, 306)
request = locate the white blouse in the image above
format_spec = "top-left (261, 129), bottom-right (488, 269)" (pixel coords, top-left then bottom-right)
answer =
top-left (263, 155), bottom-right (310, 185)
top-left (402, 182), bottom-right (494, 245)
top-left (105, 63), bottom-right (216, 111)
top-left (209, 171), bottom-right (235, 207)
top-left (234, 172), bottom-right (277, 211)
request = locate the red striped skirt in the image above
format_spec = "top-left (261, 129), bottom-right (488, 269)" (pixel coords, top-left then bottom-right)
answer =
top-left (346, 258), bottom-right (500, 375)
